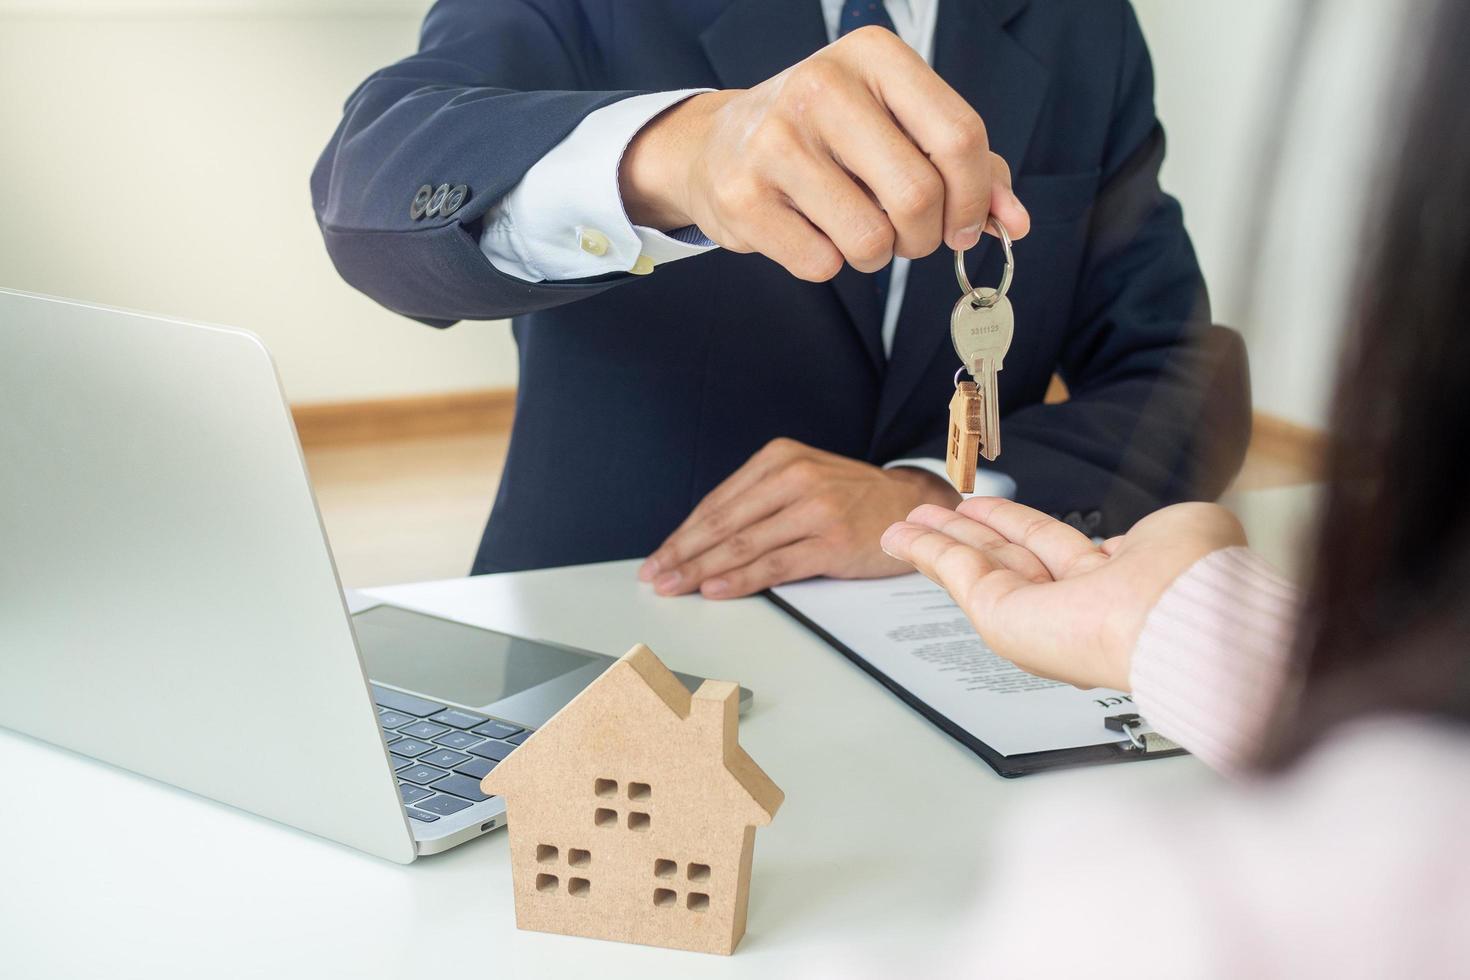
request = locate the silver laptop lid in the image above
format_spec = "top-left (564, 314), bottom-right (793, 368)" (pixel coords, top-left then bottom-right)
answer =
top-left (0, 289), bottom-right (415, 863)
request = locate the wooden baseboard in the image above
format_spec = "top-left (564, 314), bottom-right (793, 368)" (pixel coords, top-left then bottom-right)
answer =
top-left (291, 389), bottom-right (1329, 484)
top-left (1250, 412), bottom-right (1327, 464)
top-left (291, 388), bottom-right (515, 447)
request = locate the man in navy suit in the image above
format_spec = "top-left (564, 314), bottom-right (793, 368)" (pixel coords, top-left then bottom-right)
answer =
top-left (312, 0), bottom-right (1249, 597)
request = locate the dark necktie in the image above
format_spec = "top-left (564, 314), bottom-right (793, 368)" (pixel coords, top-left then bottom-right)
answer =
top-left (838, 1), bottom-right (898, 329)
top-left (839, 0), bottom-right (897, 35)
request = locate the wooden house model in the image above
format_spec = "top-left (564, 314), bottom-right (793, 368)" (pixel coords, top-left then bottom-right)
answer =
top-left (480, 643), bottom-right (784, 955)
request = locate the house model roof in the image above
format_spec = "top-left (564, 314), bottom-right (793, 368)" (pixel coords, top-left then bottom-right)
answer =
top-left (482, 644), bottom-right (783, 825)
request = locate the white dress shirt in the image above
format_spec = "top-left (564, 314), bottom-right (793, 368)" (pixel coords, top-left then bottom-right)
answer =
top-left (478, 0), bottom-right (1015, 498)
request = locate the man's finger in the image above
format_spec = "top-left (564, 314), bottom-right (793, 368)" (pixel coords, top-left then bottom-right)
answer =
top-left (737, 198), bottom-right (844, 282)
top-left (983, 152), bottom-right (1030, 241)
top-left (691, 439), bottom-right (803, 519)
top-left (779, 145), bottom-right (897, 272)
top-left (815, 86), bottom-right (944, 260)
top-left (955, 497), bottom-right (1105, 580)
top-left (701, 539), bottom-right (828, 599)
top-left (904, 503), bottom-right (1052, 584)
top-left (849, 32), bottom-right (993, 251)
top-left (660, 506), bottom-right (812, 596)
top-left (648, 480), bottom-right (799, 593)
top-left (641, 443), bottom-right (797, 582)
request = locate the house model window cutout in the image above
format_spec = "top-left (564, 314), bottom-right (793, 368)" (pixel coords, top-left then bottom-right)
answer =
top-left (481, 643), bottom-right (784, 955)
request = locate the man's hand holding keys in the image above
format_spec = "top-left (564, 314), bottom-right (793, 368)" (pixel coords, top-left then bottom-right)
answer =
top-left (631, 27), bottom-right (1033, 598)
top-left (619, 26), bottom-right (1031, 279)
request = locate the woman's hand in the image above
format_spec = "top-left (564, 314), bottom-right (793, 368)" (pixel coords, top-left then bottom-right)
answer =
top-left (880, 499), bottom-right (1247, 690)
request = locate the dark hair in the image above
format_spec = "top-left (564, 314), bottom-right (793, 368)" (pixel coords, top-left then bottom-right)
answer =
top-left (1260, 0), bottom-right (1470, 767)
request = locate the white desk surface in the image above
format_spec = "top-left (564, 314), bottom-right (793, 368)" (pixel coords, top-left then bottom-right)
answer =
top-left (1, 554), bottom-right (1241, 979)
top-left (5, 483), bottom-right (1319, 977)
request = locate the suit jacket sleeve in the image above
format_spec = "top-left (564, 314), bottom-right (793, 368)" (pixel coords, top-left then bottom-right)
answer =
top-left (895, 6), bottom-right (1250, 535)
top-left (310, 0), bottom-right (651, 326)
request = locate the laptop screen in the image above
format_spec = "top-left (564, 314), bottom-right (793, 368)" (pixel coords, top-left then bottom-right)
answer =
top-left (352, 605), bottom-right (600, 708)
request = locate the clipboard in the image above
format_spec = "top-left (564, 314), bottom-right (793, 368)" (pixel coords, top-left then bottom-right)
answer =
top-left (765, 590), bottom-right (1187, 778)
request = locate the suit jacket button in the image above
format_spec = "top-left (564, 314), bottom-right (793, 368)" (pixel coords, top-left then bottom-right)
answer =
top-left (442, 183), bottom-right (468, 216)
top-left (409, 184), bottom-right (433, 220)
top-left (424, 183), bottom-right (451, 218)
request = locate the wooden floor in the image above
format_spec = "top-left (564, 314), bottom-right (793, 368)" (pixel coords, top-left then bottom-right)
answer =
top-left (301, 410), bottom-right (1319, 589)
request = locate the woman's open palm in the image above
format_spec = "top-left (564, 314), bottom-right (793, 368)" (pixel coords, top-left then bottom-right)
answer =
top-left (880, 499), bottom-right (1247, 690)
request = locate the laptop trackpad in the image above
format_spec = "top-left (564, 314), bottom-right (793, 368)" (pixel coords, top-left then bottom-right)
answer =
top-left (352, 605), bottom-right (606, 714)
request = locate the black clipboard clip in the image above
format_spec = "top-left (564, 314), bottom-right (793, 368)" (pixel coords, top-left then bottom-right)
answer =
top-left (1105, 713), bottom-right (1181, 754)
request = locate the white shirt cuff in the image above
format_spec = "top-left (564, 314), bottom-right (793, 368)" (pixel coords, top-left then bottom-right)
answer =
top-left (478, 89), bottom-right (717, 283)
top-left (883, 457), bottom-right (1018, 500)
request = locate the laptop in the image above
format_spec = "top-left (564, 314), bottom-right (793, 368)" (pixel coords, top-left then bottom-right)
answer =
top-left (0, 288), bottom-right (749, 863)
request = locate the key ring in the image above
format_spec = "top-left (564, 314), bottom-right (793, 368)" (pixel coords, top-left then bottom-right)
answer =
top-left (954, 217), bottom-right (1013, 310)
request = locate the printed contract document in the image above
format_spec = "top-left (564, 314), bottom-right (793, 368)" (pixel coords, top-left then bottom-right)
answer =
top-left (771, 573), bottom-right (1155, 760)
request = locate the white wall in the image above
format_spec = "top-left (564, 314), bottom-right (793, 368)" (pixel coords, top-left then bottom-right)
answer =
top-left (1136, 0), bottom-right (1411, 428)
top-left (0, 0), bottom-right (510, 405)
top-left (1, 0), bottom-right (1404, 424)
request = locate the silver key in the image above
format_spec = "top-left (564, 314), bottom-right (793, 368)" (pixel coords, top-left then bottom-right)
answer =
top-left (950, 219), bottom-right (1016, 463)
top-left (950, 289), bottom-right (1013, 460)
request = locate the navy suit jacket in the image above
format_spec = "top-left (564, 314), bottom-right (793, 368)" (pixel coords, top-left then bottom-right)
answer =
top-left (311, 0), bottom-right (1250, 574)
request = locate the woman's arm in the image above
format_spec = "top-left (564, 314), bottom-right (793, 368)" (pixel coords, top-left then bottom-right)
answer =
top-left (1131, 546), bottom-right (1298, 772)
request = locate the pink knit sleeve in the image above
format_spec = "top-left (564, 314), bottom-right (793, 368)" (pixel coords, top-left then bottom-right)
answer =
top-left (1129, 546), bottom-right (1300, 774)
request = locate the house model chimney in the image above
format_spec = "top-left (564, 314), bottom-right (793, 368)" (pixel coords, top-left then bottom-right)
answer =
top-left (690, 679), bottom-right (739, 743)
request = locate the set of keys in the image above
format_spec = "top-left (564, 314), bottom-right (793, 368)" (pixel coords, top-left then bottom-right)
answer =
top-left (945, 217), bottom-right (1015, 493)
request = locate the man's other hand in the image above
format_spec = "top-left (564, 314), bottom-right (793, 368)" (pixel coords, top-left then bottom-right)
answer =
top-left (639, 438), bottom-right (961, 599)
top-left (619, 26), bottom-right (1030, 281)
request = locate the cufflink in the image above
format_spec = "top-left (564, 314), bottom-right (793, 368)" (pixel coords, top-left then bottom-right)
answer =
top-left (410, 184), bottom-right (434, 220)
top-left (578, 227), bottom-right (610, 257)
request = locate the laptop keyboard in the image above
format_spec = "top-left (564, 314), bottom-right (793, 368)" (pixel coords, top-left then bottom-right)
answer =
top-left (371, 684), bottom-right (534, 826)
